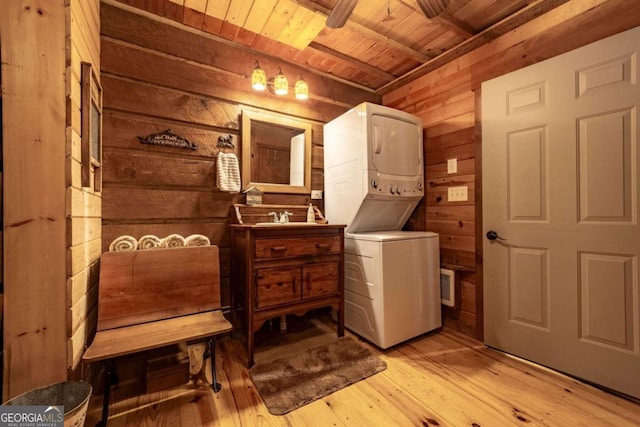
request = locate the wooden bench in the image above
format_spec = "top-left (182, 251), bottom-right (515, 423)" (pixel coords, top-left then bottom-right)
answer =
top-left (83, 246), bottom-right (232, 427)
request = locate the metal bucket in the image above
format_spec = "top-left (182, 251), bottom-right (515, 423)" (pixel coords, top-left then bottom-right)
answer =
top-left (4, 381), bottom-right (92, 427)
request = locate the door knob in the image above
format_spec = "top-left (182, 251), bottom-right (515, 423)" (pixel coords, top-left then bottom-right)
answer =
top-left (486, 230), bottom-right (506, 241)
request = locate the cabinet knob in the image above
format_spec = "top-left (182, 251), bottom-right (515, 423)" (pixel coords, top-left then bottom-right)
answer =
top-left (271, 246), bottom-right (287, 252)
top-left (316, 243), bottom-right (330, 250)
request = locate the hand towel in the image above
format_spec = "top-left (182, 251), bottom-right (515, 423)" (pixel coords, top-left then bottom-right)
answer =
top-left (138, 235), bottom-right (162, 250)
top-left (185, 234), bottom-right (211, 247)
top-left (161, 234), bottom-right (186, 248)
top-left (109, 235), bottom-right (138, 252)
top-left (216, 152), bottom-right (241, 193)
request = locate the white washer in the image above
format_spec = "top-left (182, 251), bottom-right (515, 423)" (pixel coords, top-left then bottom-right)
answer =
top-left (343, 231), bottom-right (441, 348)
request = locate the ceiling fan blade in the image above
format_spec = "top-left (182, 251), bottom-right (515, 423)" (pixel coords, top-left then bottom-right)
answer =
top-left (416, 0), bottom-right (450, 19)
top-left (326, 0), bottom-right (359, 29)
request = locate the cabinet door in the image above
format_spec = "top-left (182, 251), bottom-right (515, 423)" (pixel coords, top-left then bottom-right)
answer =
top-left (256, 267), bottom-right (301, 309)
top-left (302, 262), bottom-right (340, 299)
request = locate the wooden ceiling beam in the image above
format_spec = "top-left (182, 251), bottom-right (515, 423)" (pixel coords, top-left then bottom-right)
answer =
top-left (341, 20), bottom-right (434, 63)
top-left (401, 0), bottom-right (474, 39)
top-left (308, 42), bottom-right (397, 80)
top-left (432, 12), bottom-right (475, 39)
top-left (293, 0), bottom-right (434, 63)
top-left (378, 0), bottom-right (571, 94)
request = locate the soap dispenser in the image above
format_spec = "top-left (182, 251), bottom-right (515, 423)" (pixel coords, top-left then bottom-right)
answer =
top-left (306, 203), bottom-right (315, 223)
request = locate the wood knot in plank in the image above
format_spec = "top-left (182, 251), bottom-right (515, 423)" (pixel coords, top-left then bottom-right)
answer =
top-left (512, 407), bottom-right (531, 423)
top-left (22, 6), bottom-right (45, 16)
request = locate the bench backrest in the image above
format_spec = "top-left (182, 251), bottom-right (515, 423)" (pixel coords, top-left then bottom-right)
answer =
top-left (97, 246), bottom-right (221, 331)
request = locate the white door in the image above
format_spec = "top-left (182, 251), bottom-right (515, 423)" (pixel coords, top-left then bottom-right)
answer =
top-left (483, 26), bottom-right (640, 399)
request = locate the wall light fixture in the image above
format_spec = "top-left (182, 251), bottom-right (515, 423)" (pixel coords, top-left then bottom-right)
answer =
top-left (251, 61), bottom-right (267, 91)
top-left (295, 77), bottom-right (309, 100)
top-left (273, 67), bottom-right (288, 95)
top-left (250, 63), bottom-right (310, 101)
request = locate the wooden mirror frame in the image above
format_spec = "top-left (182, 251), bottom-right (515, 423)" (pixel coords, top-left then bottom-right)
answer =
top-left (241, 109), bottom-right (312, 194)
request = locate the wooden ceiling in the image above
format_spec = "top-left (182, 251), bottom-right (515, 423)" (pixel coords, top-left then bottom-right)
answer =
top-left (114, 0), bottom-right (569, 95)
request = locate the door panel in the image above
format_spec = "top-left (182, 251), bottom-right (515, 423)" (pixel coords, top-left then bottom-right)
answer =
top-left (579, 252), bottom-right (635, 352)
top-left (482, 26), bottom-right (640, 399)
top-left (507, 127), bottom-right (547, 221)
top-left (509, 247), bottom-right (549, 329)
top-left (578, 109), bottom-right (633, 222)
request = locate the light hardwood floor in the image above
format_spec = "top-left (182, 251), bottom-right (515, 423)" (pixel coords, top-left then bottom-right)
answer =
top-left (87, 316), bottom-right (640, 426)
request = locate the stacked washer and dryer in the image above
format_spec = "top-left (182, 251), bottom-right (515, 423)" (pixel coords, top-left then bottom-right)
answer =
top-left (324, 102), bottom-right (441, 349)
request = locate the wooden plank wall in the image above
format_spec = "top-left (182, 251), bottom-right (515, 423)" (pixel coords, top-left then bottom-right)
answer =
top-left (67, 0), bottom-right (102, 374)
top-left (100, 1), bottom-right (378, 309)
top-left (0, 3), bottom-right (68, 398)
top-left (384, 0), bottom-right (640, 340)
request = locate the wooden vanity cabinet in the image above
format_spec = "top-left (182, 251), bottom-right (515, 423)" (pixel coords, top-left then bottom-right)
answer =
top-left (230, 224), bottom-right (345, 367)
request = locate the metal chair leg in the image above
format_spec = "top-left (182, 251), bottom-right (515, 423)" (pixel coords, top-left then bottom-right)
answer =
top-left (207, 338), bottom-right (222, 392)
top-left (97, 359), bottom-right (116, 427)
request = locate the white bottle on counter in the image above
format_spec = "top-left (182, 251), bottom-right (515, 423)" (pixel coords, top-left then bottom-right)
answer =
top-left (307, 203), bottom-right (315, 223)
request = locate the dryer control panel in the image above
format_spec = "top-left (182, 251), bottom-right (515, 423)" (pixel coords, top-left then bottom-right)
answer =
top-left (369, 178), bottom-right (424, 197)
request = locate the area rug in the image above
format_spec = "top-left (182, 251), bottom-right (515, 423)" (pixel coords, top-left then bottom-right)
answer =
top-left (250, 335), bottom-right (387, 415)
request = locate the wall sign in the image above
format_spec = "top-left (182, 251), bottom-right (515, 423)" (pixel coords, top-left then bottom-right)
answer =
top-left (138, 129), bottom-right (197, 150)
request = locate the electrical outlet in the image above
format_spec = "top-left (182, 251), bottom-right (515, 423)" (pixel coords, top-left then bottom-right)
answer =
top-left (448, 186), bottom-right (468, 202)
top-left (311, 190), bottom-right (323, 199)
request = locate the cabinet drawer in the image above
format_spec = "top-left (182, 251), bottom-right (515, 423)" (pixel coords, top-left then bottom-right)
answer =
top-left (302, 262), bottom-right (340, 299)
top-left (255, 236), bottom-right (341, 259)
top-left (256, 267), bottom-right (301, 309)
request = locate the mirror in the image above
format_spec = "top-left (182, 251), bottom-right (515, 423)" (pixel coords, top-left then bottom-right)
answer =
top-left (242, 109), bottom-right (312, 194)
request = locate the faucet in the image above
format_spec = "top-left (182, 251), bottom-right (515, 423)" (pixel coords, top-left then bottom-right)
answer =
top-left (268, 212), bottom-right (279, 223)
top-left (279, 211), bottom-right (293, 223)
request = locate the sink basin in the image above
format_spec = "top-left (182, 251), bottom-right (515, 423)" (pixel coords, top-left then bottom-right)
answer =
top-left (254, 222), bottom-right (321, 226)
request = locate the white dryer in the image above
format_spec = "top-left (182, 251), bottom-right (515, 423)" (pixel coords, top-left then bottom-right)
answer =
top-left (324, 103), bottom-right (441, 348)
top-left (324, 103), bottom-right (425, 234)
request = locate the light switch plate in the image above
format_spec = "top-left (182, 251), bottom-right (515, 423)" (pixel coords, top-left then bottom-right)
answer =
top-left (311, 190), bottom-right (323, 199)
top-left (448, 186), bottom-right (468, 202)
top-left (447, 158), bottom-right (458, 174)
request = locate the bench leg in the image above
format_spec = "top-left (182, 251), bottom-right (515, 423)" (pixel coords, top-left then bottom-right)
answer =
top-left (207, 338), bottom-right (222, 392)
top-left (97, 359), bottom-right (116, 427)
